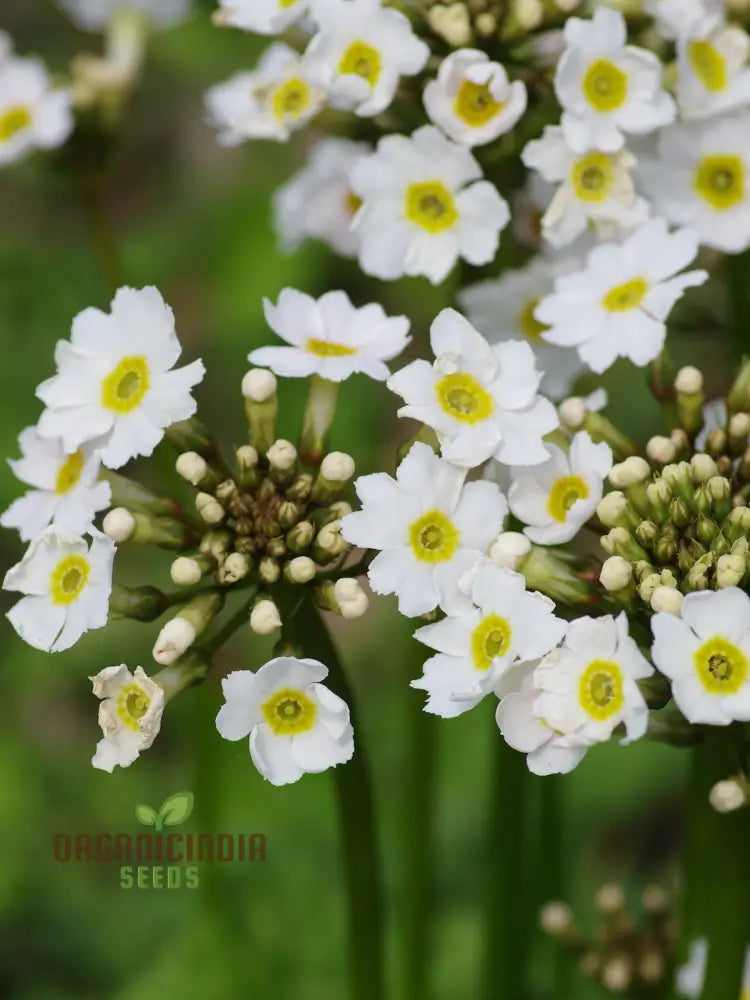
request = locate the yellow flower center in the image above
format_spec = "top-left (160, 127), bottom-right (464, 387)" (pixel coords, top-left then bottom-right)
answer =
top-left (582, 59), bottom-right (628, 112)
top-left (346, 191), bottom-right (362, 215)
top-left (435, 372), bottom-right (494, 424)
top-left (471, 614), bottom-right (513, 671)
top-left (518, 298), bottom-right (549, 343)
top-left (453, 79), bottom-right (504, 127)
top-left (547, 475), bottom-right (589, 523)
top-left (101, 355), bottom-right (150, 413)
top-left (50, 554), bottom-right (90, 606)
top-left (571, 152), bottom-right (615, 202)
top-left (602, 277), bottom-right (649, 313)
top-left (694, 636), bottom-right (749, 695)
top-left (271, 78), bottom-right (312, 121)
top-left (117, 684), bottom-right (151, 731)
top-left (694, 154), bottom-right (745, 211)
top-left (688, 40), bottom-right (726, 92)
top-left (409, 509), bottom-right (460, 563)
top-left (579, 659), bottom-right (625, 721)
top-left (339, 41), bottom-right (382, 86)
top-left (405, 181), bottom-right (458, 233)
top-left (55, 449), bottom-right (85, 495)
top-left (305, 338), bottom-right (357, 358)
top-left (0, 105), bottom-right (32, 142)
top-left (262, 688), bottom-right (317, 735)
top-left (279, 0), bottom-right (298, 7)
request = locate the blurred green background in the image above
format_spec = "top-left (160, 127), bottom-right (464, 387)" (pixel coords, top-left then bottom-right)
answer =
top-left (0, 3), bottom-right (715, 998)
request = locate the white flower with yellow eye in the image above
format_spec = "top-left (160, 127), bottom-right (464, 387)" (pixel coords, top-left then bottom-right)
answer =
top-left (535, 219), bottom-right (708, 374)
top-left (3, 527), bottom-right (114, 652)
top-left (521, 125), bottom-right (649, 248)
top-left (214, 0), bottom-right (308, 35)
top-left (423, 48), bottom-right (527, 147)
top-left (644, 0), bottom-right (723, 42)
top-left (91, 665), bottom-right (165, 772)
top-left (351, 125), bottom-right (510, 285)
top-left (652, 588), bottom-right (750, 725)
top-left (1, 428), bottom-right (111, 542)
top-left (248, 288), bottom-right (410, 381)
top-left (677, 22), bottom-right (750, 120)
top-left (205, 44), bottom-right (324, 145)
top-left (35, 286), bottom-right (205, 470)
top-left (386, 308), bottom-right (557, 469)
top-left (303, 0), bottom-right (429, 117)
top-left (0, 55), bottom-right (73, 167)
top-left (508, 431), bottom-right (612, 545)
top-left (273, 137), bottom-right (370, 258)
top-left (412, 562), bottom-right (566, 717)
top-left (639, 116), bottom-right (750, 254)
top-left (340, 442), bottom-right (508, 618)
top-left (59, 0), bottom-right (190, 30)
top-left (555, 7), bottom-right (675, 153)
top-left (458, 257), bottom-right (587, 401)
top-left (216, 657), bottom-right (354, 786)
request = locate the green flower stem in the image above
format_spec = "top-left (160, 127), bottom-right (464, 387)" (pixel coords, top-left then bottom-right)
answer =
top-left (299, 375), bottom-right (340, 466)
top-left (79, 172), bottom-right (125, 295)
top-left (727, 249), bottom-right (750, 365)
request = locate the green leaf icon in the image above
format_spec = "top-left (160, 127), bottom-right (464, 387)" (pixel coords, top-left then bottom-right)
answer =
top-left (155, 791), bottom-right (194, 832)
top-left (135, 803), bottom-right (157, 827)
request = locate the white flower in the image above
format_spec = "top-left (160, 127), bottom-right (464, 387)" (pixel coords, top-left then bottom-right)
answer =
top-left (3, 526), bottom-right (114, 652)
top-left (521, 125), bottom-right (649, 248)
top-left (535, 220), bottom-right (708, 374)
top-left (644, 0), bottom-right (723, 41)
top-left (423, 48), bottom-right (527, 147)
top-left (58, 0), bottom-right (191, 30)
top-left (205, 44), bottom-right (324, 145)
top-left (387, 308), bottom-right (557, 469)
top-left (0, 56), bottom-right (73, 167)
top-left (214, 0), bottom-right (308, 35)
top-left (90, 664), bottom-right (165, 772)
top-left (303, 0), bottom-right (429, 117)
top-left (677, 22), bottom-right (750, 120)
top-left (508, 431), bottom-right (612, 545)
top-left (351, 125), bottom-right (510, 284)
top-left (412, 562), bottom-right (566, 717)
top-left (273, 137), bottom-right (369, 258)
top-left (1, 427), bottom-right (111, 542)
top-left (248, 288), bottom-right (410, 381)
top-left (639, 115), bottom-right (750, 254)
top-left (651, 587), bottom-right (750, 725)
top-left (458, 257), bottom-right (587, 400)
top-left (35, 286), bottom-right (205, 470)
top-left (341, 442), bottom-right (508, 617)
top-left (215, 657), bottom-right (354, 786)
top-left (555, 7), bottom-right (675, 153)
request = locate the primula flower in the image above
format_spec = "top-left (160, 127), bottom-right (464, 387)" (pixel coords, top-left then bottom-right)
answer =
top-left (387, 308), bottom-right (557, 469)
top-left (91, 665), bottom-right (165, 772)
top-left (644, 0), bottom-right (723, 41)
top-left (0, 54), bottom-right (73, 167)
top-left (1, 428), bottom-right (111, 542)
top-left (535, 220), bottom-right (708, 374)
top-left (215, 657), bottom-right (354, 786)
top-left (340, 442), bottom-right (507, 617)
top-left (58, 0), bottom-right (191, 30)
top-left (3, 527), bottom-right (115, 652)
top-left (249, 288), bottom-right (411, 381)
top-left (35, 286), bottom-right (205, 470)
top-left (214, 0), bottom-right (308, 35)
top-left (351, 125), bottom-right (510, 285)
top-left (676, 21), bottom-right (750, 120)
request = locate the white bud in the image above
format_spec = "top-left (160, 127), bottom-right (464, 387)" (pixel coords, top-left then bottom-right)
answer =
top-left (690, 453), bottom-right (718, 483)
top-left (675, 365), bottom-right (703, 395)
top-left (558, 396), bottom-right (587, 430)
top-left (515, 0), bottom-right (543, 30)
top-left (646, 435), bottom-right (676, 464)
top-left (220, 552), bottom-right (250, 584)
top-left (639, 952), bottom-right (665, 985)
top-left (236, 444), bottom-right (258, 468)
top-left (170, 556), bottom-right (202, 586)
top-left (650, 585), bottom-right (684, 615)
top-left (488, 531), bottom-right (531, 571)
top-left (249, 599), bottom-right (281, 635)
top-left (334, 577), bottom-right (369, 619)
top-left (638, 573), bottom-right (661, 603)
top-left (600, 556), bottom-right (632, 593)
top-left (320, 451), bottom-right (355, 483)
top-left (267, 439), bottom-right (297, 471)
top-left (539, 902), bottom-right (573, 936)
top-left (153, 617), bottom-right (196, 665)
top-left (601, 955), bottom-right (632, 993)
top-left (595, 884), bottom-right (625, 913)
top-left (175, 451), bottom-right (207, 486)
top-left (317, 519), bottom-right (346, 555)
top-left (287, 556), bottom-right (317, 584)
top-left (609, 456), bottom-right (650, 488)
top-left (426, 3), bottom-right (472, 47)
top-left (554, 0), bottom-right (581, 10)
top-left (597, 492), bottom-right (629, 528)
top-left (709, 779), bottom-right (747, 813)
top-left (475, 11), bottom-right (497, 35)
top-left (716, 552), bottom-right (746, 588)
top-left (729, 412), bottom-right (750, 438)
top-left (196, 492), bottom-right (225, 524)
top-left (241, 368), bottom-right (277, 402)
top-left (102, 507), bottom-right (136, 542)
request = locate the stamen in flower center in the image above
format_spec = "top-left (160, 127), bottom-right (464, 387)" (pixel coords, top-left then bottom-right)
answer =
top-left (435, 372), bottom-right (494, 424)
top-left (688, 41), bottom-right (726, 92)
top-left (262, 687), bottom-right (317, 734)
top-left (271, 78), bottom-right (311, 120)
top-left (572, 152), bottom-right (614, 202)
top-left (0, 106), bottom-right (32, 142)
top-left (694, 155), bottom-right (745, 210)
top-left (339, 41), bottom-right (382, 86)
top-left (306, 338), bottom-right (357, 358)
top-left (117, 684), bottom-right (151, 730)
top-left (694, 637), bottom-right (748, 694)
top-left (579, 659), bottom-right (624, 720)
top-left (55, 449), bottom-right (85, 494)
top-left (405, 181), bottom-right (458, 233)
top-left (454, 79), bottom-right (503, 126)
top-left (582, 59), bottom-right (628, 112)
top-left (518, 298), bottom-right (549, 343)
top-left (409, 509), bottom-right (460, 563)
top-left (50, 554), bottom-right (90, 605)
top-left (101, 355), bottom-right (150, 413)
top-left (602, 277), bottom-right (649, 313)
top-left (471, 614), bottom-right (513, 670)
top-left (547, 475), bottom-right (589, 523)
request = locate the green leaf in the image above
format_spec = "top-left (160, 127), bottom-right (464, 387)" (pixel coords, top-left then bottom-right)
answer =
top-left (157, 791), bottom-right (194, 829)
top-left (134, 803), bottom-right (157, 827)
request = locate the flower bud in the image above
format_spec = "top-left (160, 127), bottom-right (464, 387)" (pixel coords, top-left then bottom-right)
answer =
top-left (278, 500), bottom-right (303, 530)
top-left (102, 507), bottom-right (136, 542)
top-left (650, 586), bottom-right (683, 615)
top-left (170, 556), bottom-right (203, 586)
top-left (597, 491), bottom-right (635, 529)
top-left (267, 439), bottom-right (297, 474)
top-left (595, 883), bottom-right (625, 914)
top-left (670, 427), bottom-right (690, 458)
top-left (600, 556), bottom-right (632, 592)
top-left (258, 556), bottom-right (280, 584)
top-left (153, 617), bottom-right (196, 665)
top-left (315, 519), bottom-right (348, 560)
top-left (539, 902), bottom-right (573, 937)
top-left (489, 531), bottom-right (532, 571)
top-left (175, 451), bottom-right (208, 486)
top-left (646, 480), bottom-right (672, 523)
top-left (241, 368), bottom-right (277, 403)
top-left (685, 554), bottom-right (713, 591)
top-left (669, 498), bottom-right (691, 528)
top-left (609, 456), bottom-right (650, 488)
top-left (312, 451), bottom-right (356, 503)
top-left (328, 500), bottom-right (353, 519)
top-left (249, 598), bottom-right (281, 635)
top-left (638, 573), bottom-right (661, 603)
top-left (217, 552), bottom-right (251, 585)
top-left (286, 555), bottom-right (317, 584)
top-left (695, 514), bottom-right (719, 546)
top-left (334, 577), bottom-right (370, 618)
top-left (514, 0), bottom-right (544, 30)
top-left (646, 436), bottom-right (676, 465)
top-left (728, 357), bottom-right (750, 411)
top-left (635, 520), bottom-right (659, 548)
top-left (601, 955), bottom-right (632, 993)
top-left (286, 472), bottom-right (314, 503)
top-left (642, 885), bottom-right (669, 914)
top-left (709, 778), bottom-right (748, 814)
top-left (196, 492), bottom-right (225, 525)
top-left (427, 2), bottom-right (472, 46)
top-left (110, 583), bottom-right (168, 622)
top-left (690, 453), bottom-right (719, 484)
top-left (475, 12), bottom-right (497, 36)
top-left (244, 373), bottom-right (278, 453)
top-left (602, 527), bottom-right (648, 562)
top-left (200, 529), bottom-right (232, 558)
top-left (716, 552), bottom-right (746, 588)
top-left (675, 366), bottom-right (703, 395)
top-left (235, 444), bottom-right (259, 487)
top-left (266, 536), bottom-right (287, 559)
top-left (729, 412), bottom-right (750, 454)
top-left (287, 520), bottom-right (315, 553)
top-left (558, 396), bottom-right (587, 430)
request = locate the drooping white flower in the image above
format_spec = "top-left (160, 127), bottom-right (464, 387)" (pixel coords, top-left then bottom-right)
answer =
top-left (214, 0), bottom-right (308, 35)
top-left (248, 288), bottom-right (410, 381)
top-left (58, 0), bottom-right (191, 30)
top-left (1, 428), bottom-right (111, 542)
top-left (458, 257), bottom-right (587, 400)
top-left (535, 220), bottom-right (708, 374)
top-left (412, 562), bottom-right (566, 717)
top-left (215, 657), bottom-right (354, 786)
top-left (639, 115), bottom-right (750, 254)
top-left (652, 587), bottom-right (750, 725)
top-left (644, 0), bottom-right (723, 42)
top-left (507, 431), bottom-right (613, 545)
top-left (35, 286), bottom-right (205, 470)
top-left (423, 48), bottom-right (527, 147)
top-left (676, 938), bottom-right (750, 999)
top-left (521, 125), bottom-right (649, 248)
top-left (351, 125), bottom-right (510, 284)
top-left (676, 21), bottom-right (750, 120)
top-left (387, 308), bottom-right (557, 469)
top-left (303, 0), bottom-right (428, 117)
top-left (205, 44), bottom-right (324, 145)
top-left (0, 55), bottom-right (73, 167)
top-left (555, 7), bottom-right (675, 153)
top-left (273, 137), bottom-right (370, 258)
top-left (91, 664), bottom-right (165, 772)
top-left (3, 527), bottom-right (115, 652)
top-left (341, 442), bottom-right (508, 617)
